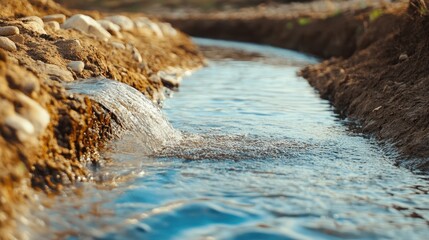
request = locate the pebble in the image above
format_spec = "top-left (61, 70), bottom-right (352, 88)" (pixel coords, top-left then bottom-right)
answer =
top-left (20, 16), bottom-right (46, 34)
top-left (97, 20), bottom-right (122, 38)
top-left (399, 53), bottom-right (408, 61)
top-left (8, 34), bottom-right (24, 44)
top-left (67, 61), bottom-right (85, 73)
top-left (0, 26), bottom-right (20, 36)
top-left (134, 17), bottom-right (163, 37)
top-left (159, 22), bottom-right (177, 36)
top-left (97, 20), bottom-right (120, 33)
top-left (16, 92), bottom-right (50, 135)
top-left (63, 14), bottom-right (111, 41)
top-left (110, 41), bottom-right (125, 49)
top-left (5, 114), bottom-right (35, 142)
top-left (42, 14), bottom-right (66, 24)
top-left (55, 39), bottom-right (81, 48)
top-left (19, 16), bottom-right (44, 26)
top-left (37, 61), bottom-right (74, 82)
top-left (128, 46), bottom-right (143, 63)
top-left (104, 15), bottom-right (134, 31)
top-left (0, 37), bottom-right (17, 51)
top-left (158, 71), bottom-right (181, 89)
top-left (44, 21), bottom-right (60, 32)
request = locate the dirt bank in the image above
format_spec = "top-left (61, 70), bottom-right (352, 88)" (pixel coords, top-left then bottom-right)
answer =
top-left (301, 2), bottom-right (429, 170)
top-left (157, 0), bottom-right (429, 170)
top-left (161, 0), bottom-right (405, 59)
top-left (0, 0), bottom-right (203, 234)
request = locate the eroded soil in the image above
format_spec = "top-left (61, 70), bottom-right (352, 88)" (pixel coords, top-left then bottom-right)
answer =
top-left (0, 0), bottom-right (203, 235)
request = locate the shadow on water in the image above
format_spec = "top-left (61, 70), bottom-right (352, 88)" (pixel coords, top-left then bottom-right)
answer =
top-left (32, 39), bottom-right (429, 240)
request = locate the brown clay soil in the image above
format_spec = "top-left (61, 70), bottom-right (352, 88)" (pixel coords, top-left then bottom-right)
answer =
top-left (156, 0), bottom-right (429, 170)
top-left (0, 0), bottom-right (203, 235)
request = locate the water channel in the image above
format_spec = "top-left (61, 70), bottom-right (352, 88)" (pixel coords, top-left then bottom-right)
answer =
top-left (36, 39), bottom-right (429, 239)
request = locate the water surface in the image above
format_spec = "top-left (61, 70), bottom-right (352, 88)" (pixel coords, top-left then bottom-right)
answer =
top-left (37, 39), bottom-right (429, 239)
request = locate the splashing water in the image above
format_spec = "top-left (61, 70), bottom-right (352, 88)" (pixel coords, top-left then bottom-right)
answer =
top-left (66, 79), bottom-right (182, 153)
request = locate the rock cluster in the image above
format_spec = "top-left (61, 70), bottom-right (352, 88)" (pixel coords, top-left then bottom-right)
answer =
top-left (63, 14), bottom-right (111, 41)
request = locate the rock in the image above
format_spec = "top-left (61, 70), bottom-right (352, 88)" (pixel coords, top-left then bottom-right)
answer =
top-left (37, 61), bottom-right (74, 82)
top-left (110, 41), bottom-right (125, 49)
top-left (0, 26), bottom-right (20, 36)
top-left (159, 23), bottom-right (177, 36)
top-left (158, 71), bottom-right (181, 89)
top-left (97, 20), bottom-right (120, 33)
top-left (44, 21), bottom-right (60, 32)
top-left (135, 17), bottom-right (163, 37)
top-left (54, 39), bottom-right (83, 60)
top-left (7, 35), bottom-right (25, 44)
top-left (97, 20), bottom-right (122, 38)
top-left (20, 16), bottom-right (46, 34)
top-left (0, 37), bottom-right (17, 51)
top-left (42, 14), bottom-right (66, 24)
top-left (5, 114), bottom-right (35, 142)
top-left (19, 16), bottom-right (44, 26)
top-left (135, 17), bottom-right (164, 37)
top-left (399, 53), bottom-right (408, 61)
top-left (63, 14), bottom-right (111, 41)
top-left (55, 39), bottom-right (81, 48)
top-left (67, 61), bottom-right (85, 73)
top-left (104, 15), bottom-right (134, 31)
top-left (134, 17), bottom-right (151, 28)
top-left (16, 92), bottom-right (50, 135)
top-left (132, 47), bottom-right (143, 63)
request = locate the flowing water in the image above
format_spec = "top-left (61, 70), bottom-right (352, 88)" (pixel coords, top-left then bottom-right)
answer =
top-left (35, 39), bottom-right (429, 239)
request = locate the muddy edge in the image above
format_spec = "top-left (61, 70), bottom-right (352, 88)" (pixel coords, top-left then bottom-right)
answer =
top-left (161, 0), bottom-right (429, 170)
top-left (0, 0), bottom-right (204, 233)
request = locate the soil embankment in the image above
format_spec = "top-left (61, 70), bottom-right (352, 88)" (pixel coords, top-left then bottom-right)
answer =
top-left (159, 0), bottom-right (429, 169)
top-left (0, 0), bottom-right (203, 234)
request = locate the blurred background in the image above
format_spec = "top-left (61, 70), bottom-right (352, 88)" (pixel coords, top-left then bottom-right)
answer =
top-left (54, 0), bottom-right (317, 12)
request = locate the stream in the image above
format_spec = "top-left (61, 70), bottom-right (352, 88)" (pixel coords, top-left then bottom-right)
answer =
top-left (34, 39), bottom-right (429, 239)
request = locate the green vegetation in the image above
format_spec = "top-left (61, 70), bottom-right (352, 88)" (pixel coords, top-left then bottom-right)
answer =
top-left (298, 17), bottom-right (311, 26)
top-left (369, 9), bottom-right (383, 22)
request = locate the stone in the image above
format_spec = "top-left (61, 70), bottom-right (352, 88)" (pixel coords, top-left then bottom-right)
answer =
top-left (19, 16), bottom-right (44, 26)
top-left (132, 47), bottom-right (142, 63)
top-left (16, 92), bottom-right (50, 135)
top-left (97, 20), bottom-right (122, 38)
top-left (104, 15), bottom-right (134, 31)
top-left (42, 14), bottom-right (66, 24)
top-left (7, 34), bottom-right (25, 44)
top-left (55, 39), bottom-right (81, 48)
top-left (67, 61), bottom-right (85, 73)
top-left (134, 17), bottom-right (163, 37)
top-left (37, 61), bottom-right (74, 82)
top-left (5, 114), bottom-right (35, 142)
top-left (97, 20), bottom-right (120, 33)
top-left (159, 22), bottom-right (177, 36)
top-left (0, 26), bottom-right (20, 36)
top-left (0, 37), bottom-right (17, 51)
top-left (158, 71), bottom-right (181, 89)
top-left (44, 21), bottom-right (60, 32)
top-left (399, 53), bottom-right (408, 62)
top-left (20, 16), bottom-right (46, 34)
top-left (63, 14), bottom-right (111, 41)
top-left (110, 41), bottom-right (125, 49)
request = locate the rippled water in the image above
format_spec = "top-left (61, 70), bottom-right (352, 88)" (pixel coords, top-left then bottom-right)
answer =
top-left (35, 39), bottom-right (429, 239)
